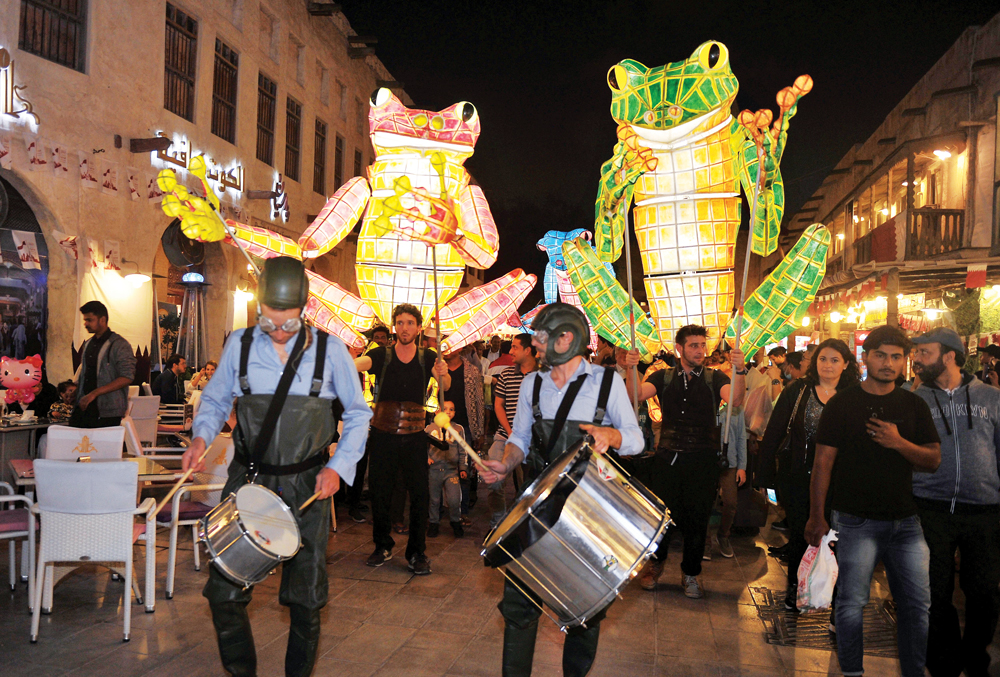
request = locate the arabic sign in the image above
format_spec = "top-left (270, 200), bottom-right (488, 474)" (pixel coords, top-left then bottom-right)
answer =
top-left (271, 175), bottom-right (288, 223)
top-left (0, 48), bottom-right (39, 128)
top-left (153, 133), bottom-right (244, 193)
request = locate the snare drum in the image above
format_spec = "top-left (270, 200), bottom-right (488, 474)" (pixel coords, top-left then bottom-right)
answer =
top-left (483, 437), bottom-right (669, 630)
top-left (199, 484), bottom-right (301, 588)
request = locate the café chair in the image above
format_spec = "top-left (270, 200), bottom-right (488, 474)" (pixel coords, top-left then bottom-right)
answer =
top-left (0, 481), bottom-right (34, 608)
top-left (30, 459), bottom-right (156, 642)
top-left (42, 425), bottom-right (125, 462)
top-left (159, 432), bottom-right (234, 599)
top-left (122, 416), bottom-right (186, 462)
top-left (125, 395), bottom-right (161, 446)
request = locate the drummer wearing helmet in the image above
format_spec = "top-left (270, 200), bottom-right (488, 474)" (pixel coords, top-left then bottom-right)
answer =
top-left (479, 302), bottom-right (643, 677)
top-left (182, 257), bottom-right (372, 677)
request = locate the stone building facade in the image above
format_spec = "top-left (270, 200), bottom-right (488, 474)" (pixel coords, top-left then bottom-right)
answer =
top-left (0, 0), bottom-right (413, 381)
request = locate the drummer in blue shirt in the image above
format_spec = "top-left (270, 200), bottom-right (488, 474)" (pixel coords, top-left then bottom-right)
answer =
top-left (182, 257), bottom-right (371, 677)
top-left (480, 302), bottom-right (643, 677)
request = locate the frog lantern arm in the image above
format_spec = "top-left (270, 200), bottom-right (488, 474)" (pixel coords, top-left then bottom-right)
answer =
top-left (593, 123), bottom-right (658, 263)
top-left (453, 184), bottom-right (499, 269)
top-left (297, 176), bottom-right (373, 258)
top-left (732, 75), bottom-right (813, 257)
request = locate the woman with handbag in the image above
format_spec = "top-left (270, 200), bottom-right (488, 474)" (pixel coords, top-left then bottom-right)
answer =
top-left (759, 338), bottom-right (859, 608)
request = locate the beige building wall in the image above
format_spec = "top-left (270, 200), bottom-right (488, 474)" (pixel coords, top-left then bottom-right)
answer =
top-left (0, 0), bottom-right (409, 380)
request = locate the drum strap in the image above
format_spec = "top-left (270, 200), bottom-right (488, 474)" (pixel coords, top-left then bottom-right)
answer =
top-left (244, 327), bottom-right (308, 482)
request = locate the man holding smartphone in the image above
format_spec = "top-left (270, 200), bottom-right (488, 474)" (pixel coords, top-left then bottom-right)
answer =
top-left (805, 325), bottom-right (941, 677)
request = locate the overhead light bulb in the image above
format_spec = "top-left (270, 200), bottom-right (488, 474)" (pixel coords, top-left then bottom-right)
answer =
top-left (830, 311), bottom-right (843, 323)
top-left (837, 233), bottom-right (845, 240)
top-left (880, 208), bottom-right (889, 216)
top-left (933, 149), bottom-right (951, 160)
top-left (901, 181), bottom-right (909, 186)
top-left (124, 273), bottom-right (151, 288)
top-left (801, 316), bottom-right (811, 326)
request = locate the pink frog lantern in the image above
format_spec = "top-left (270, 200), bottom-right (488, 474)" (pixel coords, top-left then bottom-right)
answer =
top-left (1, 355), bottom-right (43, 404)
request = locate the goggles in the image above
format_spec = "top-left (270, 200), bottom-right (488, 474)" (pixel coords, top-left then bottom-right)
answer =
top-left (257, 315), bottom-right (302, 334)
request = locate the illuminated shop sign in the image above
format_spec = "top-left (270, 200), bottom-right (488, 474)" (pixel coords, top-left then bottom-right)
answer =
top-left (0, 48), bottom-right (39, 128)
top-left (152, 132), bottom-right (244, 193)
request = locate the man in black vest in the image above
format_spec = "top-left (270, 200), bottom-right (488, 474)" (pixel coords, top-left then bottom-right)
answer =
top-left (183, 257), bottom-right (372, 677)
top-left (625, 324), bottom-right (745, 598)
top-left (480, 303), bottom-right (644, 677)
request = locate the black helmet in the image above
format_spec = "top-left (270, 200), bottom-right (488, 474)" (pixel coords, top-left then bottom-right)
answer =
top-left (257, 257), bottom-right (309, 310)
top-left (532, 302), bottom-right (590, 369)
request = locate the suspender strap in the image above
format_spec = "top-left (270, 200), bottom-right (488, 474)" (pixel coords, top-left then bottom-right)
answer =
top-left (544, 373), bottom-right (588, 457)
top-left (239, 328), bottom-right (255, 395)
top-left (310, 332), bottom-right (328, 397)
top-left (531, 373), bottom-right (544, 423)
top-left (245, 327), bottom-right (308, 481)
top-left (592, 367), bottom-right (615, 424)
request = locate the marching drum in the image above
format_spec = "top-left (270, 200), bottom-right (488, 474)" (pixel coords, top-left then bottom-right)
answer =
top-left (199, 484), bottom-right (301, 588)
top-left (483, 437), bottom-right (670, 630)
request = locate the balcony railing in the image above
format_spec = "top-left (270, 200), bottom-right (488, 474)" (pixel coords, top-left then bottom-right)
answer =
top-left (905, 208), bottom-right (965, 259)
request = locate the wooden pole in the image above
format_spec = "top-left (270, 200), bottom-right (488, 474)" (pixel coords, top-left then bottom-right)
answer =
top-left (624, 211), bottom-right (640, 419)
top-left (723, 143), bottom-right (766, 447)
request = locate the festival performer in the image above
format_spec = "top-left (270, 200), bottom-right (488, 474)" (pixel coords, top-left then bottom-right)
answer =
top-left (182, 257), bottom-right (372, 677)
top-left (479, 303), bottom-right (643, 677)
top-left (354, 303), bottom-right (450, 575)
top-left (625, 325), bottom-right (745, 598)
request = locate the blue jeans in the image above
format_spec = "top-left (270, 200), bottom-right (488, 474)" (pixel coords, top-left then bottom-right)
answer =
top-left (832, 510), bottom-right (931, 677)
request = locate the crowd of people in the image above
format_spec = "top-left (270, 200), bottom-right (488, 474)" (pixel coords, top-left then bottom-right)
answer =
top-left (339, 312), bottom-right (1000, 677)
top-left (45, 261), bottom-right (1000, 677)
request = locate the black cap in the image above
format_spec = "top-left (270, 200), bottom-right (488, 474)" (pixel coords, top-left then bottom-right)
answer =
top-left (257, 257), bottom-right (309, 310)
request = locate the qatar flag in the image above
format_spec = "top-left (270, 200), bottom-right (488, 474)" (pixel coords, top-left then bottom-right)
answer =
top-left (966, 264), bottom-right (987, 289)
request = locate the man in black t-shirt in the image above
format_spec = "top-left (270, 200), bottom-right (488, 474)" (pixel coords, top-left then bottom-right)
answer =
top-left (806, 325), bottom-right (940, 677)
top-left (354, 304), bottom-right (449, 575)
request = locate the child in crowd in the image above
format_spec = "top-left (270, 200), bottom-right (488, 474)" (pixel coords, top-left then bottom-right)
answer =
top-left (47, 380), bottom-right (77, 421)
top-left (426, 400), bottom-right (467, 538)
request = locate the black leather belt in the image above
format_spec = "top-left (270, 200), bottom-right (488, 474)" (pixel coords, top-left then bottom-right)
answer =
top-left (234, 451), bottom-right (330, 476)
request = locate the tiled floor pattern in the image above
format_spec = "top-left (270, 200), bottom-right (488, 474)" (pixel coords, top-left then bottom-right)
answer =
top-left (0, 496), bottom-right (993, 676)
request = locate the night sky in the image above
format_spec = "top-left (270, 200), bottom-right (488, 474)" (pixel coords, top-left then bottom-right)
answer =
top-left (340, 0), bottom-right (999, 305)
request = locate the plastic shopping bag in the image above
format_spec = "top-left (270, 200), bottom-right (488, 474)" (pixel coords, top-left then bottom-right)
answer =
top-left (796, 529), bottom-right (838, 612)
top-left (744, 383), bottom-right (774, 438)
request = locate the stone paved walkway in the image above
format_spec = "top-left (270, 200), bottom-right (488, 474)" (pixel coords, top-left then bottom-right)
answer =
top-left (0, 495), bottom-right (992, 676)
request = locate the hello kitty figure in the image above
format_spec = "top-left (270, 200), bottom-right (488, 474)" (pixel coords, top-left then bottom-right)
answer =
top-left (1, 355), bottom-right (43, 404)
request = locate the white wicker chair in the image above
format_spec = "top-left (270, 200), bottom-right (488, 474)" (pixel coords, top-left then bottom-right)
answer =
top-left (30, 460), bottom-right (156, 643)
top-left (42, 425), bottom-right (125, 461)
top-left (162, 433), bottom-right (234, 599)
top-left (0, 481), bottom-right (34, 608)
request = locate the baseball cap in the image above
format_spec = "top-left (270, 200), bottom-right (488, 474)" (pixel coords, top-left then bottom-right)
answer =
top-left (912, 327), bottom-right (966, 355)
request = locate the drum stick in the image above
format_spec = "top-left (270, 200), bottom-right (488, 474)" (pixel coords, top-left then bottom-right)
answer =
top-left (299, 491), bottom-right (322, 512)
top-left (154, 445), bottom-right (213, 517)
top-left (434, 413), bottom-right (488, 471)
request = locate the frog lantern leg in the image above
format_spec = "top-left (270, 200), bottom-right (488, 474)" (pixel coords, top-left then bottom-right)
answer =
top-left (157, 89), bottom-right (534, 351)
top-left (536, 229), bottom-right (613, 353)
top-left (592, 41), bottom-right (812, 351)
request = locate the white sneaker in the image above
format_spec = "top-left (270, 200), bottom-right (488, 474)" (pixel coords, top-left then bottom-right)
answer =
top-left (683, 574), bottom-right (704, 599)
top-left (703, 543), bottom-right (712, 561)
top-left (717, 536), bottom-right (734, 558)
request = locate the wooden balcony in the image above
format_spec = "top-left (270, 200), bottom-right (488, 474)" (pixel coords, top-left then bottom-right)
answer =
top-left (905, 208), bottom-right (965, 259)
top-left (847, 208), bottom-right (965, 268)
